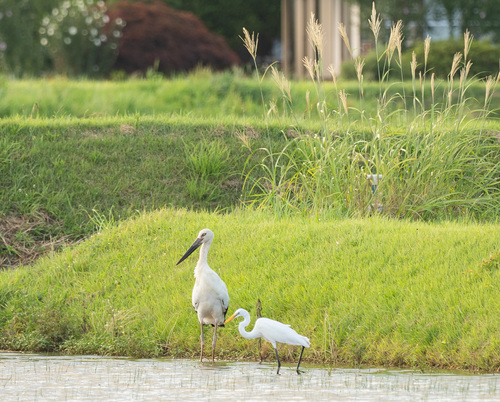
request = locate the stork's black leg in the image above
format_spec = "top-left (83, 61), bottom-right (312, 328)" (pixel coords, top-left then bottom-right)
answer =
top-left (296, 346), bottom-right (305, 375)
top-left (274, 347), bottom-right (281, 375)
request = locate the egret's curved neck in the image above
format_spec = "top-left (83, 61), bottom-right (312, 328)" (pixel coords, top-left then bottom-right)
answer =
top-left (238, 310), bottom-right (260, 340)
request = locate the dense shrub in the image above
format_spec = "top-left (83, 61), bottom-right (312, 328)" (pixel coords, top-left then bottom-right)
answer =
top-left (108, 1), bottom-right (241, 76)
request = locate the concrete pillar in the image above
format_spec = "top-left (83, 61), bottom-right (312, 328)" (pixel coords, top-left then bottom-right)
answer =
top-left (282, 0), bottom-right (360, 79)
top-left (305, 0), bottom-right (316, 62)
top-left (350, 3), bottom-right (361, 58)
top-left (281, 0), bottom-right (291, 76)
top-left (293, 0), bottom-right (306, 78)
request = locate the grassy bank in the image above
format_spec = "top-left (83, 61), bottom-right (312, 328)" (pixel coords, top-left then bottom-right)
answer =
top-left (0, 209), bottom-right (499, 371)
top-left (0, 73), bottom-right (499, 120)
top-left (1, 9), bottom-right (500, 374)
top-left (2, 113), bottom-right (500, 268)
top-left (0, 115), bottom-right (296, 267)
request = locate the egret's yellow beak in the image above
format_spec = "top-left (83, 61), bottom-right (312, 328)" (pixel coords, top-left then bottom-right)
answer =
top-left (224, 312), bottom-right (237, 325)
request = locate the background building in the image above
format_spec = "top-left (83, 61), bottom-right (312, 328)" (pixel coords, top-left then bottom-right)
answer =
top-left (281, 0), bottom-right (360, 78)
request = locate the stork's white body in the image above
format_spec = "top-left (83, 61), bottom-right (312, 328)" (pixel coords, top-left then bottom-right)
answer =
top-left (192, 245), bottom-right (229, 327)
top-left (176, 228), bottom-right (229, 363)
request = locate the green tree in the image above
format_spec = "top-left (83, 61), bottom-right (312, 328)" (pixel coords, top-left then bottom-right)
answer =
top-left (0, 0), bottom-right (58, 76)
top-left (165, 0), bottom-right (281, 62)
top-left (350, 0), bottom-right (500, 44)
top-left (433, 0), bottom-right (500, 41)
top-left (347, 0), bottom-right (426, 46)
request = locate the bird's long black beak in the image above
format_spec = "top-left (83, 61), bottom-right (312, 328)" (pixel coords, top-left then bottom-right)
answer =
top-left (176, 237), bottom-right (203, 265)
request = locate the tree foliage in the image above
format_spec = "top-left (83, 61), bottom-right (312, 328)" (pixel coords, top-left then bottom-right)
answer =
top-left (0, 0), bottom-right (58, 76)
top-left (164, 0), bottom-right (281, 62)
top-left (350, 0), bottom-right (500, 44)
top-left (432, 0), bottom-right (500, 41)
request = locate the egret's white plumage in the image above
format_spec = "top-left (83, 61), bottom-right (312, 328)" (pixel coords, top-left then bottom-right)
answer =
top-left (225, 308), bottom-right (310, 374)
top-left (176, 228), bottom-right (229, 363)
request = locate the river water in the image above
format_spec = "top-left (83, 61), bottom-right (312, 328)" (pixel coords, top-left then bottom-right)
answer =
top-left (1, 352), bottom-right (499, 401)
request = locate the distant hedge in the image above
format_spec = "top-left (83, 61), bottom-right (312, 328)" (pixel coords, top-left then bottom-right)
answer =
top-left (342, 39), bottom-right (500, 80)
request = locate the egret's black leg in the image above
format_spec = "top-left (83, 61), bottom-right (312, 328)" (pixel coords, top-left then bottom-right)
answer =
top-left (296, 346), bottom-right (305, 375)
top-left (274, 347), bottom-right (281, 375)
top-left (200, 323), bottom-right (204, 362)
top-left (212, 325), bottom-right (217, 364)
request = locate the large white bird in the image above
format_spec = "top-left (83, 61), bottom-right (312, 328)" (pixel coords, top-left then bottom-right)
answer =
top-left (225, 308), bottom-right (310, 374)
top-left (176, 228), bottom-right (229, 363)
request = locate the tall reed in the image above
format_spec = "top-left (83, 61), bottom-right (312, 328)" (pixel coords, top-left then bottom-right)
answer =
top-left (241, 3), bottom-right (500, 222)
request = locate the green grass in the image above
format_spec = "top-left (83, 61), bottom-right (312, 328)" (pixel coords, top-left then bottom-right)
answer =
top-left (0, 72), bottom-right (499, 120)
top-left (0, 115), bottom-right (292, 264)
top-left (237, 16), bottom-right (500, 223)
top-left (244, 124), bottom-right (500, 221)
top-left (1, 107), bottom-right (499, 268)
top-left (1, 16), bottom-right (500, 373)
top-left (0, 208), bottom-right (499, 371)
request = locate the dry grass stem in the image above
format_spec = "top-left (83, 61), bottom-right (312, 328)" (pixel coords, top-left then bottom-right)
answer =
top-left (338, 22), bottom-right (352, 58)
top-left (303, 56), bottom-right (315, 81)
top-left (355, 57), bottom-right (365, 83)
top-left (327, 64), bottom-right (337, 86)
top-left (387, 20), bottom-right (403, 61)
top-left (339, 90), bottom-right (349, 115)
top-left (267, 101), bottom-right (278, 119)
top-left (484, 75), bottom-right (494, 107)
top-left (306, 13), bottom-right (323, 58)
top-left (271, 65), bottom-right (291, 101)
top-left (424, 35), bottom-right (431, 68)
top-left (240, 28), bottom-right (258, 60)
top-left (460, 60), bottom-right (473, 88)
top-left (368, 2), bottom-right (381, 42)
top-left (464, 29), bottom-right (473, 61)
top-left (410, 51), bottom-right (417, 80)
top-left (449, 52), bottom-right (462, 81)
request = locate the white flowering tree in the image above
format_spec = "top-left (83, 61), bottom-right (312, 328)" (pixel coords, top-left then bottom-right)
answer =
top-left (40, 0), bottom-right (125, 76)
top-left (0, 0), bottom-right (57, 76)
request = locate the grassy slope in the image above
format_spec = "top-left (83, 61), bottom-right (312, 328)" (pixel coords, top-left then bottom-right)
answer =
top-left (0, 209), bottom-right (499, 371)
top-left (1, 75), bottom-right (499, 119)
top-left (0, 116), bottom-right (259, 223)
top-left (0, 115), bottom-right (295, 266)
top-left (1, 75), bottom-right (499, 370)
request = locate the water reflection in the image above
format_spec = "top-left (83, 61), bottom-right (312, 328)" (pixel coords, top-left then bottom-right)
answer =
top-left (0, 352), bottom-right (499, 401)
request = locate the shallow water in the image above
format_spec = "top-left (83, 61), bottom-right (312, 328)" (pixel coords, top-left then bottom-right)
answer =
top-left (0, 353), bottom-right (499, 401)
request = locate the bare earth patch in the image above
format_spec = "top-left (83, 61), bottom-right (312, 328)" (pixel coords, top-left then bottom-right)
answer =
top-left (0, 212), bottom-right (72, 269)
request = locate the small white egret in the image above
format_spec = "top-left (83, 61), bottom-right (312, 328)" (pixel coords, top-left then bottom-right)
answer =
top-left (225, 308), bottom-right (310, 374)
top-left (176, 228), bottom-right (229, 363)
